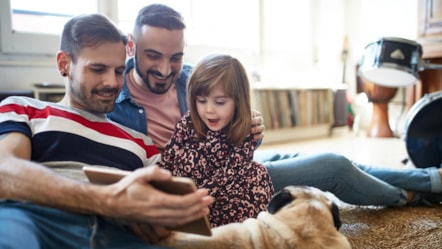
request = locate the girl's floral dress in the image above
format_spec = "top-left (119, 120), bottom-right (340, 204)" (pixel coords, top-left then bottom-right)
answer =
top-left (159, 112), bottom-right (275, 227)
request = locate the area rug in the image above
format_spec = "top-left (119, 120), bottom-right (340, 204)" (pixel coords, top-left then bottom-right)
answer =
top-left (338, 204), bottom-right (442, 249)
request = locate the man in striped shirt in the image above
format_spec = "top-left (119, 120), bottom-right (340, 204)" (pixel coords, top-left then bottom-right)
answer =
top-left (0, 14), bottom-right (213, 249)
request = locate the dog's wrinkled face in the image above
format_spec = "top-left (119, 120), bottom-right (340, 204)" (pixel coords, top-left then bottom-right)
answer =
top-left (267, 186), bottom-right (342, 230)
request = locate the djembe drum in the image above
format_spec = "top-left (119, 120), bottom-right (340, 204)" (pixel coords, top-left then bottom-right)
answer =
top-left (361, 78), bottom-right (398, 137)
top-left (359, 37), bottom-right (423, 137)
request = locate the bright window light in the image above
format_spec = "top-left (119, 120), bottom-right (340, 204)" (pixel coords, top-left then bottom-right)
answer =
top-left (117, 0), bottom-right (259, 49)
top-left (10, 0), bottom-right (97, 35)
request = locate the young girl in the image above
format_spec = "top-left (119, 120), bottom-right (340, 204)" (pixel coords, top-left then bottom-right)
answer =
top-left (159, 53), bottom-right (274, 227)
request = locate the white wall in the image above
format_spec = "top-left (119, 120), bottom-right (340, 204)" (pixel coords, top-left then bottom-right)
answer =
top-left (0, 60), bottom-right (60, 90)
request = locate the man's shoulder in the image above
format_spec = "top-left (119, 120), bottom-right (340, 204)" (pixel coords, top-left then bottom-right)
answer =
top-left (181, 64), bottom-right (194, 78)
top-left (176, 64), bottom-right (193, 87)
top-left (182, 63), bottom-right (193, 73)
top-left (0, 96), bottom-right (55, 111)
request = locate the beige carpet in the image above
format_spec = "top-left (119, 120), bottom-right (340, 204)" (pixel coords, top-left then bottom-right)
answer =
top-left (339, 204), bottom-right (442, 249)
top-left (260, 128), bottom-right (442, 248)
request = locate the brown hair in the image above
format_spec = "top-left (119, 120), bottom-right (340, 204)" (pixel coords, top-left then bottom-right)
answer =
top-left (187, 53), bottom-right (252, 145)
top-left (60, 14), bottom-right (127, 63)
top-left (133, 4), bottom-right (185, 42)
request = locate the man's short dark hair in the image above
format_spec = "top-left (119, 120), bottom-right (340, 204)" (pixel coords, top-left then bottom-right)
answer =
top-left (60, 14), bottom-right (127, 63)
top-left (133, 4), bottom-right (185, 41)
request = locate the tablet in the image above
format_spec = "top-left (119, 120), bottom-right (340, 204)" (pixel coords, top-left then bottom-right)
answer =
top-left (82, 166), bottom-right (212, 236)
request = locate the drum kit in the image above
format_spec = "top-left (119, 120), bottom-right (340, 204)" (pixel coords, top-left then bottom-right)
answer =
top-left (359, 37), bottom-right (442, 169)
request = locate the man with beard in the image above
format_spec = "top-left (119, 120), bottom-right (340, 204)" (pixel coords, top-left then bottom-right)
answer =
top-left (108, 4), bottom-right (442, 209)
top-left (108, 4), bottom-right (191, 152)
top-left (0, 13), bottom-right (213, 248)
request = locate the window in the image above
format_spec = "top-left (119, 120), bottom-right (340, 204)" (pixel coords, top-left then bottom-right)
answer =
top-left (0, 0), bottom-right (97, 55)
top-left (118, 0), bottom-right (259, 50)
top-left (118, 0), bottom-right (190, 35)
top-left (1, 0), bottom-right (316, 82)
top-left (261, 0), bottom-right (314, 73)
top-left (116, 0), bottom-right (313, 81)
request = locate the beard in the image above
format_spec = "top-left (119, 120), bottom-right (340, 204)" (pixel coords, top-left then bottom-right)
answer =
top-left (134, 53), bottom-right (176, 94)
top-left (68, 74), bottom-right (118, 114)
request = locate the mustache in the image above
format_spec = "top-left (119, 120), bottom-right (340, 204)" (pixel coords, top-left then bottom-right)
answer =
top-left (147, 69), bottom-right (174, 79)
top-left (93, 87), bottom-right (119, 94)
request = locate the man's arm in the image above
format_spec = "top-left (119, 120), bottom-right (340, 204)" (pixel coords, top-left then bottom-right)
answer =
top-left (0, 132), bottom-right (213, 227)
top-left (0, 132), bottom-right (93, 212)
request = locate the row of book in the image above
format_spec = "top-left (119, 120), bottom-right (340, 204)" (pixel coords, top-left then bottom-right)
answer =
top-left (252, 88), bottom-right (334, 130)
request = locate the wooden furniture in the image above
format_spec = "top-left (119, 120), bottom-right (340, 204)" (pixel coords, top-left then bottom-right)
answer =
top-left (33, 83), bottom-right (65, 102)
top-left (408, 0), bottom-right (442, 108)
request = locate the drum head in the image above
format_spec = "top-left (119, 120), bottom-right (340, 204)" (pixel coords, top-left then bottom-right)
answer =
top-left (359, 37), bottom-right (422, 87)
top-left (360, 67), bottom-right (417, 87)
top-left (405, 92), bottom-right (442, 168)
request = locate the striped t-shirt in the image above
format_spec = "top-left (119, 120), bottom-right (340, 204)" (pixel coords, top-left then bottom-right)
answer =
top-left (0, 97), bottom-right (160, 180)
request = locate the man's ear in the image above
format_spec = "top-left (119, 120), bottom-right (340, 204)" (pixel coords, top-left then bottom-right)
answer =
top-left (56, 51), bottom-right (70, 77)
top-left (126, 34), bottom-right (135, 56)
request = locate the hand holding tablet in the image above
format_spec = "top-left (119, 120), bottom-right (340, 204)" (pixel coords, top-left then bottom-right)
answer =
top-left (82, 166), bottom-right (212, 236)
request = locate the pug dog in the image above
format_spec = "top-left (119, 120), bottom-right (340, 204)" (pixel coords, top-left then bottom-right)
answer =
top-left (159, 185), bottom-right (351, 249)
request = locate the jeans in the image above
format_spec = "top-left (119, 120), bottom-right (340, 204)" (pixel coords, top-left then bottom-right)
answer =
top-left (0, 201), bottom-right (171, 249)
top-left (254, 151), bottom-right (442, 206)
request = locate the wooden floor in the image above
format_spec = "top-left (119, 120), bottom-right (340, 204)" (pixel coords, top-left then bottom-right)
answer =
top-left (258, 126), bottom-right (411, 169)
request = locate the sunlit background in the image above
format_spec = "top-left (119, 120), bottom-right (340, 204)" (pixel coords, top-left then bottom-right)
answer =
top-left (1, 0), bottom-right (418, 95)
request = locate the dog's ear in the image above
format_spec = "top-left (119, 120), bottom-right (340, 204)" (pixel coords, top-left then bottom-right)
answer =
top-left (331, 202), bottom-right (342, 230)
top-left (267, 189), bottom-right (294, 214)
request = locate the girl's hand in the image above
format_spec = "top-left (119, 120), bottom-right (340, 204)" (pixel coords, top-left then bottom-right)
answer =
top-left (251, 110), bottom-right (265, 141)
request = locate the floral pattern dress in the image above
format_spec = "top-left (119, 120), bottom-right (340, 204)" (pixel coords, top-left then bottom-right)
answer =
top-left (159, 112), bottom-right (275, 227)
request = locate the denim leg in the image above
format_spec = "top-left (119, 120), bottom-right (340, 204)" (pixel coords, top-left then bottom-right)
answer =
top-left (0, 201), bottom-right (94, 249)
top-left (0, 204), bottom-right (40, 249)
top-left (0, 201), bottom-right (172, 249)
top-left (255, 150), bottom-right (408, 206)
top-left (356, 164), bottom-right (442, 193)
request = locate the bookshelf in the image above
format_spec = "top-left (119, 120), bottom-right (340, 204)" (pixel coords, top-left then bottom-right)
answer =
top-left (252, 87), bottom-right (334, 144)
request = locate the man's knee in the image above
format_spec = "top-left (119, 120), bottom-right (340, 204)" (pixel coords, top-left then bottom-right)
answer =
top-left (314, 152), bottom-right (354, 170)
